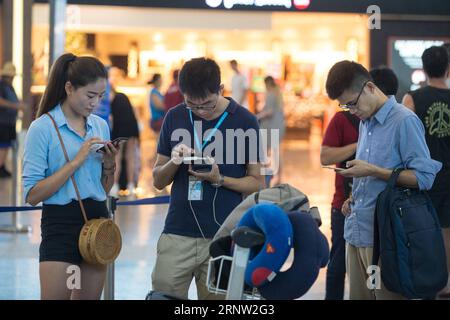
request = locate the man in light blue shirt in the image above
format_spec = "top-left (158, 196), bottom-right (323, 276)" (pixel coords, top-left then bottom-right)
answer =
top-left (325, 61), bottom-right (442, 300)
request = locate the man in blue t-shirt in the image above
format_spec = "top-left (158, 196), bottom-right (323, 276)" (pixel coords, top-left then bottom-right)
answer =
top-left (151, 57), bottom-right (264, 300)
top-left (0, 62), bottom-right (25, 178)
top-left (92, 73), bottom-right (111, 126)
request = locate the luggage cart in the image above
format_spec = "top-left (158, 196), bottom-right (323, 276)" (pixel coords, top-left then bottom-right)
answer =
top-left (207, 226), bottom-right (265, 300)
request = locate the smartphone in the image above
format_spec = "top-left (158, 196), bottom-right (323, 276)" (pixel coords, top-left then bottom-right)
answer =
top-left (182, 156), bottom-right (207, 163)
top-left (321, 165), bottom-right (345, 172)
top-left (96, 137), bottom-right (129, 153)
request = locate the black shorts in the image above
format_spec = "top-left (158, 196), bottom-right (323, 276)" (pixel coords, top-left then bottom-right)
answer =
top-left (429, 192), bottom-right (450, 228)
top-left (0, 125), bottom-right (16, 146)
top-left (40, 199), bottom-right (109, 265)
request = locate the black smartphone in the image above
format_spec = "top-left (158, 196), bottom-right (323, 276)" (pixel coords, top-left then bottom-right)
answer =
top-left (192, 163), bottom-right (212, 173)
top-left (96, 137), bottom-right (128, 153)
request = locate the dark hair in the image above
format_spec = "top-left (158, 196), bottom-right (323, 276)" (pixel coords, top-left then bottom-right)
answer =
top-left (37, 53), bottom-right (107, 117)
top-left (172, 69), bottom-right (179, 82)
top-left (422, 46), bottom-right (449, 78)
top-left (179, 57), bottom-right (221, 99)
top-left (264, 76), bottom-right (277, 87)
top-left (369, 67), bottom-right (399, 96)
top-left (147, 73), bottom-right (162, 85)
top-left (443, 42), bottom-right (450, 55)
top-left (326, 60), bottom-right (371, 100)
top-left (230, 59), bottom-right (237, 66)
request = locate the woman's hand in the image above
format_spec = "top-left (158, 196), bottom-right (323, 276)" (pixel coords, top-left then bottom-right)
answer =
top-left (99, 140), bottom-right (122, 168)
top-left (72, 137), bottom-right (103, 169)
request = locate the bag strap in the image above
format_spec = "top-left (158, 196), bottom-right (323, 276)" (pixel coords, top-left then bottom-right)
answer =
top-left (372, 168), bottom-right (404, 266)
top-left (387, 168), bottom-right (404, 188)
top-left (47, 113), bottom-right (89, 224)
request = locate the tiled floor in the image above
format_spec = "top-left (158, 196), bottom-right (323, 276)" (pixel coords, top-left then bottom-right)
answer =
top-left (0, 129), bottom-right (344, 300)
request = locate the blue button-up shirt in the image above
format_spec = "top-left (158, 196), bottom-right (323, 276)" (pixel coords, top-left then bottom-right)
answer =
top-left (22, 104), bottom-right (110, 205)
top-left (345, 96), bottom-right (442, 247)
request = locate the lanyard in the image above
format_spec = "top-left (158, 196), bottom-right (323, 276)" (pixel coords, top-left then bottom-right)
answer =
top-left (189, 110), bottom-right (228, 151)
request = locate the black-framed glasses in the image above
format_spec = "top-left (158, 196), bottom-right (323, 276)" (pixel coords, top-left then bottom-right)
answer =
top-left (338, 80), bottom-right (369, 110)
top-left (185, 95), bottom-right (219, 111)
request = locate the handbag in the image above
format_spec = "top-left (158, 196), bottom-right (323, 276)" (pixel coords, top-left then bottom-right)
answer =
top-left (47, 113), bottom-right (122, 265)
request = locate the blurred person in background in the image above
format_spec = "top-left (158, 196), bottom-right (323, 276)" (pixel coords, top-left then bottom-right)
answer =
top-left (402, 46), bottom-right (450, 299)
top-left (229, 60), bottom-right (249, 109)
top-left (443, 43), bottom-right (450, 88)
top-left (148, 73), bottom-right (165, 135)
top-left (369, 67), bottom-right (399, 99)
top-left (109, 67), bottom-right (140, 197)
top-left (92, 66), bottom-right (111, 125)
top-left (256, 76), bottom-right (285, 186)
top-left (0, 62), bottom-right (25, 178)
top-left (164, 69), bottom-right (183, 112)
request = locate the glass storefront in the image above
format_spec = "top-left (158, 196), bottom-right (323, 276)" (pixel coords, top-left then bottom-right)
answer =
top-left (30, 3), bottom-right (369, 137)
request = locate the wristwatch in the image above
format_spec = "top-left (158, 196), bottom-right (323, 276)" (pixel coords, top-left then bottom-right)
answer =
top-left (211, 174), bottom-right (224, 188)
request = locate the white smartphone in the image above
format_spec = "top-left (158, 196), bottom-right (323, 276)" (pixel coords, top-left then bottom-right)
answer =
top-left (321, 165), bottom-right (345, 172)
top-left (182, 156), bottom-right (208, 163)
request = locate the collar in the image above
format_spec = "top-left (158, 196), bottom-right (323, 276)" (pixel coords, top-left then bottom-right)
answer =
top-left (49, 104), bottom-right (93, 129)
top-left (372, 96), bottom-right (396, 125)
top-left (225, 97), bottom-right (238, 114)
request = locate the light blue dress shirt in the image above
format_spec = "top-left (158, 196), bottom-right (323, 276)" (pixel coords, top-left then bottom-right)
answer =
top-left (345, 96), bottom-right (442, 247)
top-left (22, 104), bottom-right (110, 205)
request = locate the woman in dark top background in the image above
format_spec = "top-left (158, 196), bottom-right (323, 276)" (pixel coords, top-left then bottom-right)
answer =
top-left (109, 67), bottom-right (140, 197)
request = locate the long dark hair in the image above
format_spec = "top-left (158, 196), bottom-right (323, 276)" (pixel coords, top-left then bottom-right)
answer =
top-left (37, 53), bottom-right (107, 117)
top-left (147, 73), bottom-right (161, 85)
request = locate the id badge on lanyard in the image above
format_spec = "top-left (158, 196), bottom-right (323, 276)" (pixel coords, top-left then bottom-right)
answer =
top-left (187, 109), bottom-right (228, 202)
top-left (188, 175), bottom-right (203, 201)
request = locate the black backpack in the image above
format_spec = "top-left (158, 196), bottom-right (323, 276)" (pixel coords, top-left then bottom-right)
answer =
top-left (372, 168), bottom-right (448, 299)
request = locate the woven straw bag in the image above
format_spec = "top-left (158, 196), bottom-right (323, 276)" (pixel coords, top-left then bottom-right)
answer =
top-left (48, 113), bottom-right (122, 265)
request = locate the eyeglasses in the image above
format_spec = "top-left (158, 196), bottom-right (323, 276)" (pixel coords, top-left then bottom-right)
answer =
top-left (185, 95), bottom-right (219, 111)
top-left (338, 80), bottom-right (369, 110)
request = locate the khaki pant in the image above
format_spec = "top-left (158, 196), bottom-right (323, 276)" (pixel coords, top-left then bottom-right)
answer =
top-left (346, 243), bottom-right (406, 300)
top-left (151, 233), bottom-right (223, 300)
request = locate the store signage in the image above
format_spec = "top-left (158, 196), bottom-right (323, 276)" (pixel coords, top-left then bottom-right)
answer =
top-left (205, 0), bottom-right (310, 10)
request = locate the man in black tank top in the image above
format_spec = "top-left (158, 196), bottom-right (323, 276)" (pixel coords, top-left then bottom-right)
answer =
top-left (403, 46), bottom-right (450, 298)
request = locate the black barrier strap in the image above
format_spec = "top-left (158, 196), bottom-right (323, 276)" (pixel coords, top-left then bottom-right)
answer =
top-left (117, 195), bottom-right (170, 206)
top-left (0, 206), bottom-right (43, 213)
top-left (0, 196), bottom-right (170, 213)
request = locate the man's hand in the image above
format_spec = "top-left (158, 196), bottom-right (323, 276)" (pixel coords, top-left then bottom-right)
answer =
top-left (188, 157), bottom-right (221, 184)
top-left (341, 197), bottom-right (353, 216)
top-left (339, 159), bottom-right (377, 178)
top-left (171, 144), bottom-right (194, 165)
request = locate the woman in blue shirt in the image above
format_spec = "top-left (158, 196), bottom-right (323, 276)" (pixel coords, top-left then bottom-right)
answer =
top-left (22, 53), bottom-right (120, 300)
top-left (148, 73), bottom-right (165, 134)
